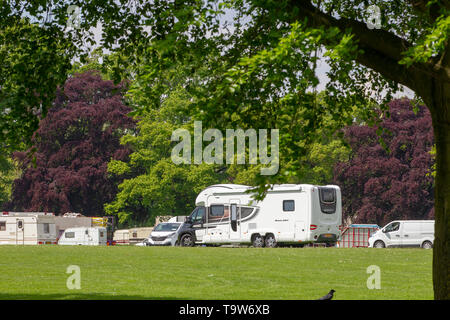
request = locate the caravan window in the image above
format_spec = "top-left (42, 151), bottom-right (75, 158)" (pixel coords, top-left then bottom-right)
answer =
top-left (283, 200), bottom-right (295, 212)
top-left (43, 223), bottom-right (50, 234)
top-left (65, 232), bottom-right (75, 238)
top-left (0, 221), bottom-right (5, 231)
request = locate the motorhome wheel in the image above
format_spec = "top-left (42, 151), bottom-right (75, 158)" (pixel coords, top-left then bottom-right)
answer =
top-left (264, 234), bottom-right (277, 248)
top-left (252, 234), bottom-right (264, 248)
top-left (180, 233), bottom-right (194, 247)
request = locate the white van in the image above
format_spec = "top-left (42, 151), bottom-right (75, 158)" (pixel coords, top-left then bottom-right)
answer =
top-left (58, 227), bottom-right (107, 245)
top-left (368, 220), bottom-right (434, 249)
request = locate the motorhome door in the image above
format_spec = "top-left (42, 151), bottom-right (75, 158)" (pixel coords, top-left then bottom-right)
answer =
top-left (191, 206), bottom-right (206, 242)
top-left (16, 219), bottom-right (24, 245)
top-left (229, 200), bottom-right (241, 240)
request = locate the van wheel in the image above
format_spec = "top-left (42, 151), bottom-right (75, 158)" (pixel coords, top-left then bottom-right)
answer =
top-left (422, 241), bottom-right (433, 249)
top-left (180, 234), bottom-right (194, 247)
top-left (374, 240), bottom-right (385, 248)
top-left (252, 234), bottom-right (264, 248)
top-left (265, 234), bottom-right (277, 248)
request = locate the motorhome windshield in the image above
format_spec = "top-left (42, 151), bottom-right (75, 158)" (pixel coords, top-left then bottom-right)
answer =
top-left (153, 223), bottom-right (181, 232)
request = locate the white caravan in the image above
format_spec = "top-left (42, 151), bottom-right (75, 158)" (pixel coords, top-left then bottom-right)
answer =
top-left (178, 184), bottom-right (342, 247)
top-left (368, 220), bottom-right (435, 249)
top-left (0, 212), bottom-right (57, 245)
top-left (58, 227), bottom-right (107, 245)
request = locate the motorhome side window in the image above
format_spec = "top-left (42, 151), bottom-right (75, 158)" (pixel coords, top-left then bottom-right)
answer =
top-left (208, 205), bottom-right (225, 222)
top-left (283, 200), bottom-right (295, 212)
top-left (210, 205), bottom-right (224, 217)
top-left (43, 223), bottom-right (49, 234)
top-left (0, 221), bottom-right (5, 231)
top-left (240, 207), bottom-right (254, 219)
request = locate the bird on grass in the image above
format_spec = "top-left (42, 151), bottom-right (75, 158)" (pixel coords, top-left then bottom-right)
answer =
top-left (317, 289), bottom-right (335, 300)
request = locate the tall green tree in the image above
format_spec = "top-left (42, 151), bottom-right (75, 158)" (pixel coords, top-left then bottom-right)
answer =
top-left (0, 155), bottom-right (20, 207)
top-left (105, 87), bottom-right (225, 226)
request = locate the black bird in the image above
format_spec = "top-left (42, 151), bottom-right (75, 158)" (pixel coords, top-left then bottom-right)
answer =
top-left (317, 289), bottom-right (335, 300)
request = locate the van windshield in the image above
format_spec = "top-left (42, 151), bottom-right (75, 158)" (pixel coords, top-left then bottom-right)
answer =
top-left (383, 222), bottom-right (400, 233)
top-left (153, 223), bottom-right (181, 232)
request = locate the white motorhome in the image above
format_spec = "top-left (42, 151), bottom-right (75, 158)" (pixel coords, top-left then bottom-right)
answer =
top-left (0, 212), bottom-right (57, 245)
top-left (368, 220), bottom-right (435, 249)
top-left (178, 184), bottom-right (342, 247)
top-left (58, 227), bottom-right (107, 245)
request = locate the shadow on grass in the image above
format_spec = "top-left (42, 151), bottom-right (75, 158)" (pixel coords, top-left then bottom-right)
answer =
top-left (0, 293), bottom-right (185, 300)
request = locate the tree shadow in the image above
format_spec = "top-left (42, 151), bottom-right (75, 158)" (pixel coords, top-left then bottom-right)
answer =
top-left (0, 293), bottom-right (185, 300)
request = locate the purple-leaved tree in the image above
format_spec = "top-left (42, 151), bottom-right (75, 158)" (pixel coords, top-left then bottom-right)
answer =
top-left (5, 71), bottom-right (135, 216)
top-left (334, 98), bottom-right (435, 226)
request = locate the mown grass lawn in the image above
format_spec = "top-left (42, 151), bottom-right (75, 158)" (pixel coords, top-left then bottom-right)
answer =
top-left (0, 245), bottom-right (433, 300)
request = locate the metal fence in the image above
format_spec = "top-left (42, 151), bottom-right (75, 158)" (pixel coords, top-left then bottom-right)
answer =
top-left (338, 224), bottom-right (380, 248)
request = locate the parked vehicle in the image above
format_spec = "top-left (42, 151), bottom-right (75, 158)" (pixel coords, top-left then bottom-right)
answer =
top-left (147, 222), bottom-right (183, 246)
top-left (135, 238), bottom-right (150, 246)
top-left (368, 220), bottom-right (435, 249)
top-left (0, 212), bottom-right (57, 245)
top-left (177, 184), bottom-right (342, 247)
top-left (58, 227), bottom-right (107, 245)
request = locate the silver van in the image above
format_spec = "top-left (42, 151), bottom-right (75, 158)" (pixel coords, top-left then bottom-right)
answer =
top-left (368, 220), bottom-right (434, 249)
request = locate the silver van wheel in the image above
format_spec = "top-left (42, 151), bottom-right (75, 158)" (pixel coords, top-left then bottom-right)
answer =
top-left (422, 241), bottom-right (433, 249)
top-left (374, 240), bottom-right (385, 248)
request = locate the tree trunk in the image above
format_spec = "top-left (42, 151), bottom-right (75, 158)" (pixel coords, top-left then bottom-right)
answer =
top-left (429, 80), bottom-right (450, 300)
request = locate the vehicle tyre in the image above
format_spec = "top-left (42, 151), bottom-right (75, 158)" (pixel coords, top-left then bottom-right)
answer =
top-left (422, 241), bottom-right (433, 249)
top-left (180, 233), bottom-right (194, 247)
top-left (252, 234), bottom-right (264, 248)
top-left (265, 234), bottom-right (277, 248)
top-left (374, 240), bottom-right (385, 248)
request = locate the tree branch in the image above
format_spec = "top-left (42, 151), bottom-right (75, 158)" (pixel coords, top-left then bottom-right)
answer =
top-left (285, 0), bottom-right (441, 95)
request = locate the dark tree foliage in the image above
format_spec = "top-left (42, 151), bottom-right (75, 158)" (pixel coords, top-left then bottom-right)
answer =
top-left (334, 98), bottom-right (434, 226)
top-left (5, 71), bottom-right (135, 216)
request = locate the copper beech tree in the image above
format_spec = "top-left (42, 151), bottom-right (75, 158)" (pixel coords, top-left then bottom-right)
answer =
top-left (334, 99), bottom-right (435, 226)
top-left (7, 72), bottom-right (135, 216)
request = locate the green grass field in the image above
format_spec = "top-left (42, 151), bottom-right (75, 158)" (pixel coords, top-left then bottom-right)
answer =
top-left (0, 246), bottom-right (433, 300)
